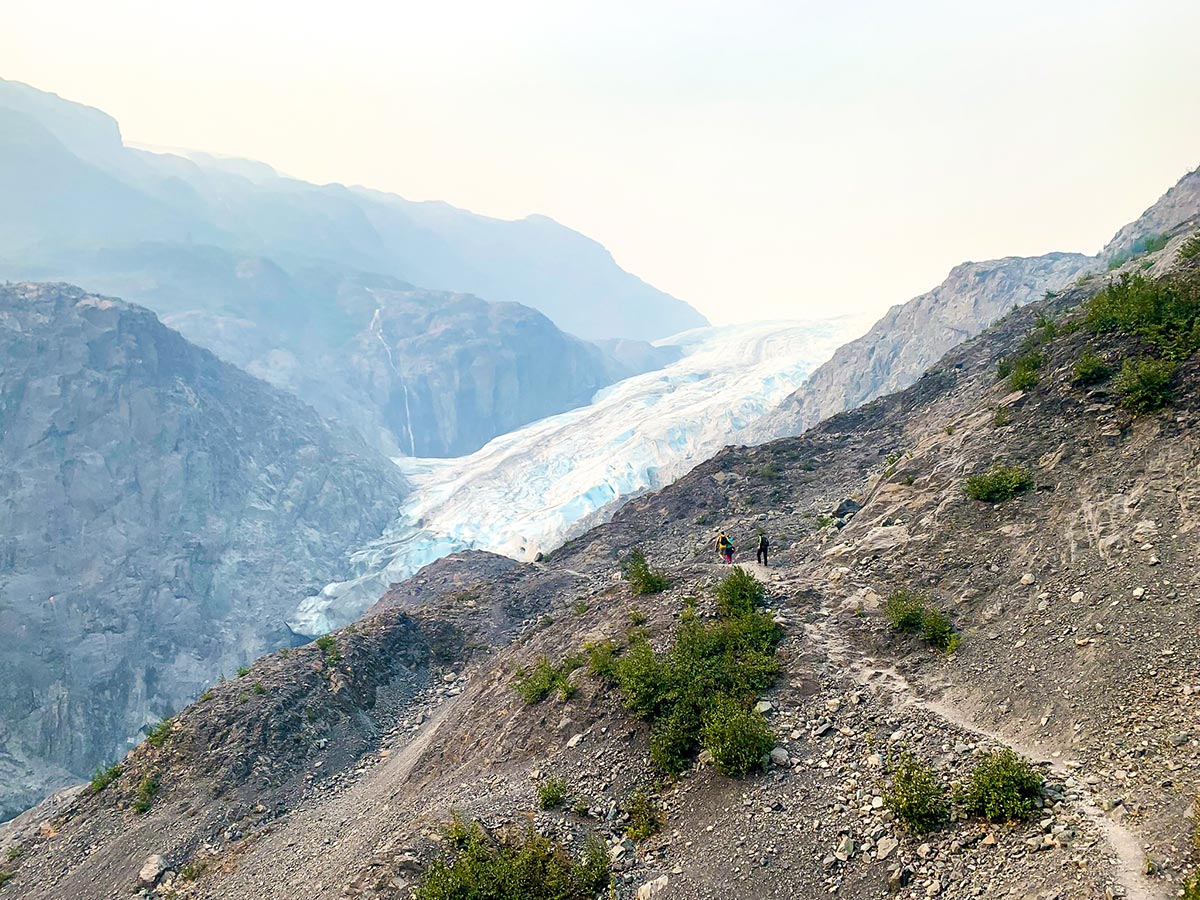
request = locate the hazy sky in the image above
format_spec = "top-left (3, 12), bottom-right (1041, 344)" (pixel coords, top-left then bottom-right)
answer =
top-left (4, 0), bottom-right (1199, 324)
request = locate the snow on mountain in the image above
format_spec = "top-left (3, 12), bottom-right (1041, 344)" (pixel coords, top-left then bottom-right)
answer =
top-left (288, 318), bottom-right (862, 635)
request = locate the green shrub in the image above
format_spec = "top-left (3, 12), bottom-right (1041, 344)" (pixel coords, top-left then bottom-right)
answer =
top-left (627, 608), bottom-right (648, 626)
top-left (1084, 270), bottom-right (1200, 359)
top-left (622, 549), bottom-right (667, 595)
top-left (146, 719), bottom-right (172, 748)
top-left (415, 819), bottom-right (609, 900)
top-left (715, 567), bottom-right (766, 618)
top-left (992, 407), bottom-right (1012, 427)
top-left (920, 608), bottom-right (958, 652)
top-left (537, 777), bottom-right (567, 810)
top-left (700, 694), bottom-right (774, 776)
top-left (1183, 872), bottom-right (1200, 900)
top-left (1114, 356), bottom-right (1176, 412)
top-left (134, 774), bottom-right (160, 814)
top-left (252, 681), bottom-right (267, 695)
top-left (514, 656), bottom-right (581, 704)
top-left (959, 749), bottom-right (1044, 822)
top-left (237, 665), bottom-right (250, 678)
top-left (315, 634), bottom-right (341, 666)
top-left (965, 464), bottom-right (1034, 503)
top-left (1072, 349), bottom-right (1113, 386)
top-left (583, 640), bottom-right (618, 679)
top-left (612, 637), bottom-right (664, 717)
top-left (89, 762), bottom-right (122, 794)
top-left (1004, 351), bottom-right (1042, 391)
top-left (624, 791), bottom-right (662, 840)
top-left (884, 753), bottom-right (949, 835)
top-left (180, 860), bottom-right (206, 881)
top-left (1180, 233), bottom-right (1200, 261)
top-left (1135, 233), bottom-right (1169, 255)
top-left (884, 589), bottom-right (925, 632)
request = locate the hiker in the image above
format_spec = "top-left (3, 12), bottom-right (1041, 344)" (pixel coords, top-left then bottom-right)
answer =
top-left (756, 532), bottom-right (769, 567)
top-left (716, 531), bottom-right (734, 564)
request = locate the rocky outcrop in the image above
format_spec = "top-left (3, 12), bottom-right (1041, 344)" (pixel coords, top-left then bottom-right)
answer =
top-left (753, 252), bottom-right (1095, 438)
top-left (0, 283), bottom-right (407, 820)
top-left (1103, 165), bottom-right (1200, 259)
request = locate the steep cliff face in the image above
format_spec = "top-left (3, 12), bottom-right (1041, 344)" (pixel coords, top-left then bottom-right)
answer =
top-left (756, 162), bottom-right (1200, 442)
top-left (754, 252), bottom-right (1095, 437)
top-left (0, 283), bottom-right (408, 820)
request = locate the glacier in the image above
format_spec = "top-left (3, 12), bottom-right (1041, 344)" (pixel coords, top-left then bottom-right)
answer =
top-left (288, 318), bottom-right (862, 635)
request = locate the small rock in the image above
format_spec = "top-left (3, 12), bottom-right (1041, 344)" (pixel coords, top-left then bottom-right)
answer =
top-left (770, 747), bottom-right (791, 767)
top-left (876, 836), bottom-right (899, 860)
top-left (636, 875), bottom-right (670, 899)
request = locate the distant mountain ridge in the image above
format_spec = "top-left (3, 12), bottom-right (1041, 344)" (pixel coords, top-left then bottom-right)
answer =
top-left (0, 77), bottom-right (707, 343)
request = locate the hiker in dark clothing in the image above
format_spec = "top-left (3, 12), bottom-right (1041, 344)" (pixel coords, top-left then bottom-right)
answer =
top-left (756, 533), bottom-right (769, 566)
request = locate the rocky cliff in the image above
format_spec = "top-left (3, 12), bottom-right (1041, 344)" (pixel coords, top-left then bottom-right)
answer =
top-left (5, 249), bottom-right (1198, 900)
top-left (754, 163), bottom-right (1200, 442)
top-left (0, 283), bottom-right (408, 820)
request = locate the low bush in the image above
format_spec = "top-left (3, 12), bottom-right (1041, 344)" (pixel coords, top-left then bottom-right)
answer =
top-left (884, 753), bottom-right (949, 835)
top-left (315, 634), bottom-right (341, 666)
top-left (1183, 871), bottom-right (1200, 900)
top-left (1114, 356), bottom-right (1176, 412)
top-left (884, 589), bottom-right (924, 632)
top-left (715, 566), bottom-right (766, 618)
top-left (1003, 351), bottom-right (1042, 391)
top-left (600, 569), bottom-right (779, 776)
top-left (1072, 348), bottom-right (1113, 386)
top-left (920, 608), bottom-right (958, 652)
top-left (992, 407), bottom-right (1012, 427)
top-left (1180, 232), bottom-right (1200, 261)
top-left (252, 681), bottom-right (267, 695)
top-left (89, 762), bottom-right (123, 793)
top-left (1084, 270), bottom-right (1200, 359)
top-left (537, 777), bottom-right (567, 810)
top-left (514, 656), bottom-right (582, 704)
top-left (622, 549), bottom-right (667, 595)
top-left (624, 791), bottom-right (662, 840)
top-left (583, 640), bottom-right (617, 679)
top-left (134, 774), bottom-right (159, 814)
top-left (700, 694), bottom-right (774, 776)
top-left (146, 719), bottom-right (172, 748)
top-left (959, 749), bottom-right (1044, 822)
top-left (415, 818), bottom-right (609, 900)
top-left (236, 665), bottom-right (250, 678)
top-left (964, 464), bottom-right (1034, 503)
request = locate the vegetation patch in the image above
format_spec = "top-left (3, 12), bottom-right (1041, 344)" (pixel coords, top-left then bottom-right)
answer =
top-left (315, 634), bottom-right (341, 666)
top-left (537, 777), bottom-right (567, 810)
top-left (958, 749), bottom-right (1044, 822)
top-left (624, 791), bottom-right (662, 840)
top-left (133, 774), bottom-right (160, 814)
top-left (583, 640), bottom-right (618, 679)
top-left (884, 753), bottom-right (949, 835)
top-left (1002, 351), bottom-right (1042, 391)
top-left (621, 548), bottom-right (667, 595)
top-left (1114, 356), bottom-right (1176, 412)
top-left (89, 762), bottom-right (123, 794)
top-left (1180, 232), bottom-right (1200, 261)
top-left (1072, 348), bottom-right (1113, 386)
top-left (883, 590), bottom-right (959, 652)
top-left (596, 569), bottom-right (780, 776)
top-left (514, 655), bottom-right (583, 704)
top-left (883, 589), bottom-right (924, 632)
top-left (415, 816), bottom-right (609, 900)
top-left (1084, 270), bottom-right (1200, 360)
top-left (145, 718), bottom-right (172, 748)
top-left (964, 464), bottom-right (1034, 503)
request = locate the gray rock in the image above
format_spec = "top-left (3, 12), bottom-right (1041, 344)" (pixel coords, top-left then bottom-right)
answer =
top-left (137, 855), bottom-right (167, 888)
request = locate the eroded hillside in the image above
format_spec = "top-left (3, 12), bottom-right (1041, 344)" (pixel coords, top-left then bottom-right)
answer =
top-left (3, 247), bottom-right (1200, 900)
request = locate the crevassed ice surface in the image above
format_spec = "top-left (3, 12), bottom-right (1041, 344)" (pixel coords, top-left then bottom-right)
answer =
top-left (288, 318), bottom-right (861, 634)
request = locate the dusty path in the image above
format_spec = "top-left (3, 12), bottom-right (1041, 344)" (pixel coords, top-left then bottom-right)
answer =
top-left (785, 570), bottom-right (1166, 900)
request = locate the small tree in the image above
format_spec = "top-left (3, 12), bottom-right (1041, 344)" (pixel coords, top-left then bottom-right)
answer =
top-left (959, 749), bottom-right (1044, 822)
